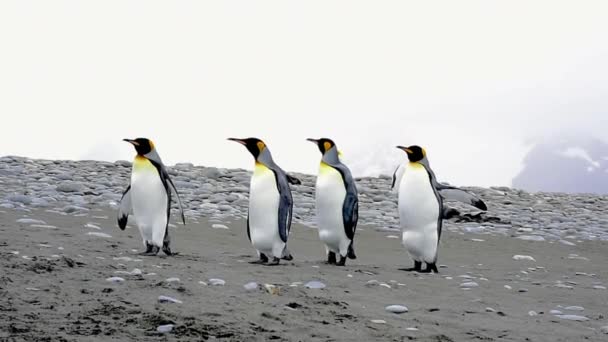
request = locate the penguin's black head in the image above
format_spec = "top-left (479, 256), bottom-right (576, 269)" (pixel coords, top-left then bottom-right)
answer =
top-left (307, 138), bottom-right (336, 155)
top-left (124, 138), bottom-right (154, 155)
top-left (228, 137), bottom-right (266, 159)
top-left (396, 145), bottom-right (426, 162)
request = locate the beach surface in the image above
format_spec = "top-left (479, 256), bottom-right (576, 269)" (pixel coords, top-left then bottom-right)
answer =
top-left (1, 207), bottom-right (607, 341)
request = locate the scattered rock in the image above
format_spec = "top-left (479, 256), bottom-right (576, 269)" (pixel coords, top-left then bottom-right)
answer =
top-left (513, 255), bottom-right (536, 262)
top-left (555, 315), bottom-right (589, 321)
top-left (208, 278), bottom-right (225, 286)
top-left (305, 281), bottom-right (326, 289)
top-left (243, 282), bottom-right (259, 291)
top-left (460, 282), bottom-right (479, 288)
top-left (157, 324), bottom-right (174, 333)
top-left (385, 305), bottom-right (408, 314)
top-left (158, 295), bottom-right (182, 304)
top-left (106, 277), bottom-right (125, 283)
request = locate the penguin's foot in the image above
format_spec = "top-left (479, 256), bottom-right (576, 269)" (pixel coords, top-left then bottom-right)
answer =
top-left (399, 261), bottom-right (422, 272)
top-left (336, 255), bottom-right (347, 266)
top-left (250, 254), bottom-right (268, 264)
top-left (420, 263), bottom-right (439, 273)
top-left (326, 252), bottom-right (337, 265)
top-left (162, 244), bottom-right (173, 256)
top-left (265, 257), bottom-right (280, 266)
top-left (140, 245), bottom-right (160, 256)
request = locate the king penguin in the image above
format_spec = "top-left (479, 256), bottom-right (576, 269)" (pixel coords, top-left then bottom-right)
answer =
top-left (228, 137), bottom-right (301, 265)
top-left (118, 138), bottom-right (185, 256)
top-left (307, 138), bottom-right (358, 266)
top-left (396, 145), bottom-right (442, 273)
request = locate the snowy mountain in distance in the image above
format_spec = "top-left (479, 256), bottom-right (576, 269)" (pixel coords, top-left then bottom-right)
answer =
top-left (512, 137), bottom-right (608, 194)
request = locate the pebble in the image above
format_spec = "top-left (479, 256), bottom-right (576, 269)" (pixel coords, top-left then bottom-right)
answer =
top-left (370, 320), bottom-right (386, 324)
top-left (513, 255), bottom-right (536, 262)
top-left (243, 282), bottom-right (259, 291)
top-left (16, 218), bottom-right (46, 225)
top-left (87, 232), bottom-right (112, 238)
top-left (550, 310), bottom-right (563, 315)
top-left (264, 284), bottom-right (280, 295)
top-left (165, 277), bottom-right (180, 283)
top-left (555, 315), bottom-right (589, 321)
top-left (305, 281), bottom-right (326, 289)
top-left (460, 282), bottom-right (479, 288)
top-left (211, 224), bottom-right (229, 229)
top-left (156, 324), bottom-right (174, 333)
top-left (593, 285), bottom-right (606, 290)
top-left (528, 311), bottom-right (538, 316)
top-left (600, 326), bottom-right (608, 334)
top-left (405, 327), bottom-right (419, 331)
top-left (106, 277), bottom-right (125, 283)
top-left (158, 295), bottom-right (182, 304)
top-left (516, 235), bottom-right (545, 242)
top-left (564, 306), bottom-right (584, 311)
top-left (518, 288), bottom-right (529, 293)
top-left (385, 305), bottom-right (408, 314)
top-left (208, 278), bottom-right (226, 286)
top-left (485, 307), bottom-right (496, 313)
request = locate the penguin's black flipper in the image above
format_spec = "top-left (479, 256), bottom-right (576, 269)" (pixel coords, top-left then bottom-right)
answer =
top-left (286, 174), bottom-right (301, 185)
top-left (117, 185), bottom-right (131, 230)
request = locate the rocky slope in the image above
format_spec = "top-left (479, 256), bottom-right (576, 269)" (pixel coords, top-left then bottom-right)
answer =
top-left (1, 156), bottom-right (607, 243)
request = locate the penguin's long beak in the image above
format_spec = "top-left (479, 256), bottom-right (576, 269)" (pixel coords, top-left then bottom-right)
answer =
top-left (396, 146), bottom-right (413, 154)
top-left (227, 138), bottom-right (247, 146)
top-left (306, 138), bottom-right (318, 144)
top-left (123, 138), bottom-right (139, 146)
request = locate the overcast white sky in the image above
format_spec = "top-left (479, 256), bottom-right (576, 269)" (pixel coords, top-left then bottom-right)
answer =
top-left (1, 1), bottom-right (607, 187)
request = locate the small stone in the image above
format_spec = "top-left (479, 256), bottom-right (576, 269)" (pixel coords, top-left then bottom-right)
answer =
top-left (157, 324), bottom-right (174, 333)
top-left (87, 232), bottom-right (112, 238)
top-left (550, 310), bottom-right (563, 315)
top-left (528, 311), bottom-right (538, 316)
top-left (406, 327), bottom-right (418, 331)
top-left (600, 326), bottom-right (608, 334)
top-left (264, 284), bottom-right (280, 295)
top-left (593, 285), bottom-right (606, 290)
top-left (165, 277), bottom-right (180, 283)
top-left (243, 282), bottom-right (259, 291)
top-left (385, 305), bottom-right (408, 314)
top-left (106, 277), bottom-right (125, 283)
top-left (485, 307), bottom-right (496, 313)
top-left (460, 282), bottom-right (479, 288)
top-left (85, 223), bottom-right (101, 230)
top-left (555, 314), bottom-right (589, 321)
top-left (370, 320), bottom-right (386, 324)
top-left (158, 295), bottom-right (182, 304)
top-left (56, 181), bottom-right (86, 193)
top-left (211, 224), bottom-right (229, 229)
top-left (516, 235), bottom-right (545, 242)
top-left (564, 306), bottom-right (584, 311)
top-left (518, 288), bottom-right (529, 293)
top-left (305, 281), bottom-right (326, 289)
top-left (513, 255), bottom-right (536, 262)
top-left (16, 218), bottom-right (46, 225)
top-left (208, 278), bottom-right (225, 286)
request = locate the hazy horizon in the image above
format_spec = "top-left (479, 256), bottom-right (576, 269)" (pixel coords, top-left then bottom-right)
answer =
top-left (1, 1), bottom-right (607, 188)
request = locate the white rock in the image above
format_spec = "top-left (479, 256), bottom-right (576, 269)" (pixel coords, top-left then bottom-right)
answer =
top-left (158, 295), bottom-right (182, 304)
top-left (211, 224), bottom-right (229, 229)
top-left (528, 311), bottom-right (538, 316)
top-left (106, 277), bottom-right (125, 283)
top-left (370, 320), bottom-right (386, 324)
top-left (485, 307), bottom-right (496, 313)
top-left (593, 285), bottom-right (606, 290)
top-left (208, 278), bottom-right (226, 286)
top-left (516, 235), bottom-right (545, 242)
top-left (513, 255), bottom-right (536, 262)
top-left (406, 327), bottom-right (418, 331)
top-left (550, 310), bottom-right (563, 315)
top-left (243, 282), bottom-right (258, 291)
top-left (555, 314), bottom-right (589, 321)
top-left (157, 324), bottom-right (174, 333)
top-left (87, 232), bottom-right (112, 238)
top-left (460, 282), bottom-right (479, 288)
top-left (564, 306), bottom-right (584, 311)
top-left (165, 277), bottom-right (180, 283)
top-left (385, 305), bottom-right (408, 314)
top-left (17, 218), bottom-right (46, 225)
top-left (600, 326), bottom-right (608, 334)
top-left (85, 223), bottom-right (101, 230)
top-left (305, 281), bottom-right (326, 289)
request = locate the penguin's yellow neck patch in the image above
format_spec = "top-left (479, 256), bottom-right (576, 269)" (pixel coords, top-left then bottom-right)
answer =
top-left (319, 161), bottom-right (335, 175)
top-left (254, 161), bottom-right (271, 174)
top-left (408, 161), bottom-right (424, 169)
top-left (133, 155), bottom-right (154, 172)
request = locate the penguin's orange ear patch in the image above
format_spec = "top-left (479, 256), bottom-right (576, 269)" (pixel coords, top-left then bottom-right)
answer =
top-left (149, 140), bottom-right (155, 150)
top-left (421, 148), bottom-right (426, 157)
top-left (323, 141), bottom-right (331, 152)
top-left (257, 141), bottom-right (266, 151)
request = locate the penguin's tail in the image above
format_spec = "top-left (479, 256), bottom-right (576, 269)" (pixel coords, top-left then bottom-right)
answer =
top-left (281, 247), bottom-right (294, 261)
top-left (347, 243), bottom-right (357, 260)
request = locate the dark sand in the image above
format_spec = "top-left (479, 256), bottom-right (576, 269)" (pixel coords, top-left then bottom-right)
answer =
top-left (1, 208), bottom-right (607, 341)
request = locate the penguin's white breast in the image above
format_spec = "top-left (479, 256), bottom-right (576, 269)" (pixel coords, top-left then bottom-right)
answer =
top-left (248, 163), bottom-right (281, 244)
top-left (130, 157), bottom-right (168, 228)
top-left (398, 163), bottom-right (440, 228)
top-left (315, 163), bottom-right (347, 242)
